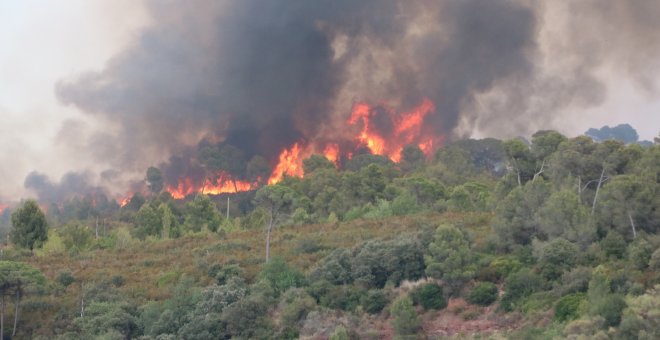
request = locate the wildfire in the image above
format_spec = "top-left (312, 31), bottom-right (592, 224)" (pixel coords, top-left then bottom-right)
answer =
top-left (268, 143), bottom-right (304, 184)
top-left (323, 144), bottom-right (340, 165)
top-left (168, 172), bottom-right (253, 199)
top-left (117, 98), bottom-right (441, 198)
top-left (348, 98), bottom-right (436, 162)
top-left (118, 195), bottom-right (131, 207)
top-left (0, 203), bottom-right (8, 215)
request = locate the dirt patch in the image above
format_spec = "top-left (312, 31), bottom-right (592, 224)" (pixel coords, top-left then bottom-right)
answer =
top-left (424, 298), bottom-right (523, 338)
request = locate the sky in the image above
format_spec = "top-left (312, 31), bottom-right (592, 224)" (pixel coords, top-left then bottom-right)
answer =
top-left (0, 1), bottom-right (659, 202)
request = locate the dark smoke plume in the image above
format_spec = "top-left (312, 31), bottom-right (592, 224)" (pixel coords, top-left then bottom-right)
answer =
top-left (47, 0), bottom-right (660, 195)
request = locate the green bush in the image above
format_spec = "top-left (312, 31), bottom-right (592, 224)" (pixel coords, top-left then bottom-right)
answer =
top-left (554, 293), bottom-right (585, 322)
top-left (258, 257), bottom-right (307, 295)
top-left (501, 269), bottom-right (543, 311)
top-left (592, 293), bottom-right (627, 327)
top-left (601, 231), bottom-right (627, 259)
top-left (361, 290), bottom-right (389, 314)
top-left (319, 285), bottom-right (366, 312)
top-left (467, 282), bottom-right (498, 306)
top-left (410, 283), bottom-right (446, 310)
top-left (57, 271), bottom-right (75, 287)
top-left (390, 296), bottom-right (421, 337)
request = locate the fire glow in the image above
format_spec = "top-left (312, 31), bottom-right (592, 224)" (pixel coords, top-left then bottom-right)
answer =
top-left (114, 98), bottom-right (442, 203)
top-left (168, 172), bottom-right (253, 199)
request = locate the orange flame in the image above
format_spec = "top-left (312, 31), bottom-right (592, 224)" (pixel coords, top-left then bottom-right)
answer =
top-left (0, 203), bottom-right (8, 215)
top-left (323, 143), bottom-right (340, 165)
top-left (268, 143), bottom-right (304, 184)
top-left (348, 98), bottom-right (436, 162)
top-left (167, 172), bottom-right (253, 199)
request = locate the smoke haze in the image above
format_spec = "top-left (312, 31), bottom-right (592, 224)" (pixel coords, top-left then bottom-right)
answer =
top-left (2, 0), bottom-right (660, 202)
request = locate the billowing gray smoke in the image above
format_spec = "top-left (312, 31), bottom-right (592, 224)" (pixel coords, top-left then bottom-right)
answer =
top-left (35, 0), bottom-right (660, 201)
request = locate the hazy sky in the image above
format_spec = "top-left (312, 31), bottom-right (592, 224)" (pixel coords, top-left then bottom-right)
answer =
top-left (0, 1), bottom-right (659, 202)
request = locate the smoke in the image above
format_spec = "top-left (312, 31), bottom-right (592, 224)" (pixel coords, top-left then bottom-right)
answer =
top-left (42, 0), bottom-right (660, 196)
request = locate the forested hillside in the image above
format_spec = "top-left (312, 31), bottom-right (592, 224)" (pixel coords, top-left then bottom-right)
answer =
top-left (1, 131), bottom-right (659, 339)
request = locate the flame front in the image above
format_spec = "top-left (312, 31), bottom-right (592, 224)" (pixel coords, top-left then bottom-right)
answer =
top-left (167, 173), bottom-right (253, 199)
top-left (268, 143), bottom-right (304, 185)
top-left (348, 98), bottom-right (436, 162)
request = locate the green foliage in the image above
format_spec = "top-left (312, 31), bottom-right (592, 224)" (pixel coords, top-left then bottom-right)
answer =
top-left (468, 282), bottom-right (498, 306)
top-left (303, 154), bottom-right (335, 175)
top-left (410, 283), bottom-right (446, 310)
top-left (501, 268), bottom-right (543, 311)
top-left (318, 285), bottom-right (365, 312)
top-left (330, 325), bottom-right (350, 340)
top-left (59, 222), bottom-right (93, 251)
top-left (537, 238), bottom-right (579, 280)
top-left (627, 238), bottom-right (653, 270)
top-left (601, 231), bottom-right (627, 259)
top-left (258, 257), bottom-right (306, 295)
top-left (554, 293), bottom-right (585, 322)
top-left (588, 271), bottom-right (627, 327)
top-left (361, 289), bottom-right (389, 314)
top-left (390, 296), bottom-right (421, 338)
top-left (76, 301), bottom-right (140, 339)
top-left (426, 224), bottom-right (475, 295)
top-left (57, 271), bottom-right (75, 287)
top-left (311, 236), bottom-right (425, 288)
top-left (11, 199), bottom-right (48, 251)
top-left (184, 194), bottom-right (222, 233)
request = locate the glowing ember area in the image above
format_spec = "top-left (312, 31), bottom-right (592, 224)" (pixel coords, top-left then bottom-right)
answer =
top-left (323, 144), bottom-right (340, 165)
top-left (268, 143), bottom-right (304, 184)
top-left (0, 203), bottom-right (8, 215)
top-left (168, 173), bottom-right (253, 199)
top-left (348, 98), bottom-right (437, 162)
top-left (118, 195), bottom-right (131, 207)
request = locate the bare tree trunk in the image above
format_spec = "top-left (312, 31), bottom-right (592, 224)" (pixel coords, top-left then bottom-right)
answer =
top-left (532, 160), bottom-right (545, 183)
top-left (80, 286), bottom-right (85, 317)
top-left (1, 295), bottom-right (5, 339)
top-left (516, 170), bottom-right (521, 187)
top-left (12, 290), bottom-right (19, 337)
top-left (226, 196), bottom-right (230, 220)
top-left (95, 216), bottom-right (99, 239)
top-left (591, 168), bottom-right (606, 216)
top-left (265, 209), bottom-right (274, 262)
top-left (628, 211), bottom-right (637, 239)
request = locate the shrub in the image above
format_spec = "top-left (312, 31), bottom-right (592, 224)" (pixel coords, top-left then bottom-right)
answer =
top-left (410, 283), bottom-right (447, 310)
top-left (592, 294), bottom-right (627, 327)
top-left (390, 296), bottom-right (421, 337)
top-left (319, 285), bottom-right (365, 312)
top-left (501, 269), bottom-right (543, 311)
top-left (627, 239), bottom-right (653, 270)
top-left (361, 290), bottom-right (389, 314)
top-left (601, 231), bottom-right (627, 259)
top-left (537, 238), bottom-right (578, 280)
top-left (467, 282), bottom-right (498, 306)
top-left (57, 271), bottom-right (75, 287)
top-left (258, 257), bottom-right (307, 295)
top-left (554, 293), bottom-right (585, 322)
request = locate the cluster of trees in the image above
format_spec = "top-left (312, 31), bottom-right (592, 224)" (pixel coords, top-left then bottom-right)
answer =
top-left (0, 128), bottom-right (658, 338)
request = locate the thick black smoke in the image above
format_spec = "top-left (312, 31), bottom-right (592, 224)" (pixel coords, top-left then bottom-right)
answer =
top-left (49, 0), bottom-right (660, 194)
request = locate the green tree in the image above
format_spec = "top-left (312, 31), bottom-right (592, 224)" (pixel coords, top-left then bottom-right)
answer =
top-left (537, 238), bottom-right (579, 280)
top-left (134, 203), bottom-right (163, 240)
top-left (410, 283), bottom-right (446, 310)
top-left (426, 224), bottom-right (475, 296)
top-left (10, 200), bottom-right (48, 252)
top-left (390, 296), bottom-right (421, 338)
top-left (400, 144), bottom-right (425, 172)
top-left (0, 261), bottom-right (47, 337)
top-left (303, 154), bottom-right (335, 175)
top-left (254, 184), bottom-right (295, 261)
top-left (467, 282), bottom-right (498, 306)
top-left (184, 194), bottom-right (222, 233)
top-left (536, 190), bottom-right (594, 247)
top-left (59, 222), bottom-right (93, 251)
top-left (146, 166), bottom-right (164, 194)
